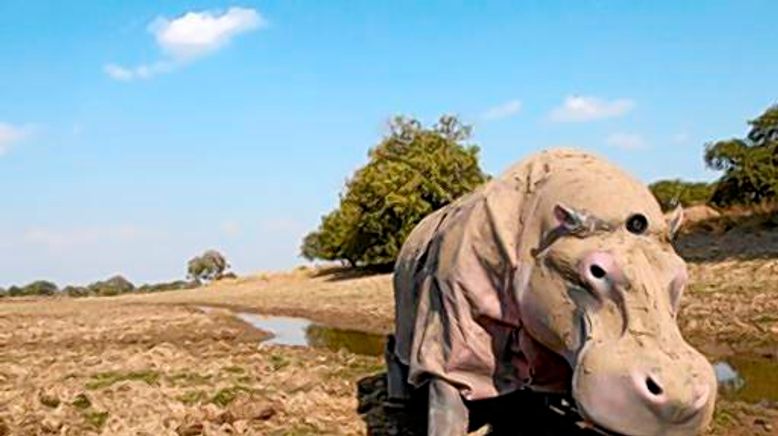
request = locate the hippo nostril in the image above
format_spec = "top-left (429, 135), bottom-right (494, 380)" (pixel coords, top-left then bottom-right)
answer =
top-left (645, 376), bottom-right (664, 396)
top-left (589, 264), bottom-right (606, 279)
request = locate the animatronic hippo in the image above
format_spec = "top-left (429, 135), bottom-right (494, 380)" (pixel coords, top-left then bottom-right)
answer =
top-left (385, 149), bottom-right (716, 435)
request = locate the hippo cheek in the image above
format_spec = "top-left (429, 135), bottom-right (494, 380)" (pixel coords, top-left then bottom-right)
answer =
top-left (572, 340), bottom-right (717, 436)
top-left (518, 271), bottom-right (583, 362)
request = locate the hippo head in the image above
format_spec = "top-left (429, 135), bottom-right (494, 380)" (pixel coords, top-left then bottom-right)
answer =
top-left (515, 169), bottom-right (716, 435)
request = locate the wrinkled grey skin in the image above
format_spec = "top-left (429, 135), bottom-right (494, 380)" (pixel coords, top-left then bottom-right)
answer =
top-left (386, 149), bottom-right (716, 435)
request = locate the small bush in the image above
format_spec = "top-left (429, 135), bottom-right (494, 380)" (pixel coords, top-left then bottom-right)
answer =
top-left (136, 280), bottom-right (196, 293)
top-left (87, 275), bottom-right (135, 296)
top-left (187, 250), bottom-right (231, 284)
top-left (648, 179), bottom-right (716, 211)
top-left (63, 286), bottom-right (90, 297)
top-left (21, 280), bottom-right (58, 296)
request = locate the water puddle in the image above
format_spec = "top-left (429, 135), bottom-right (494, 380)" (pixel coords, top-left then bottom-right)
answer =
top-left (306, 323), bottom-right (386, 356)
top-left (714, 357), bottom-right (778, 403)
top-left (202, 306), bottom-right (778, 402)
top-left (220, 309), bottom-right (385, 356)
top-left (235, 312), bottom-right (313, 347)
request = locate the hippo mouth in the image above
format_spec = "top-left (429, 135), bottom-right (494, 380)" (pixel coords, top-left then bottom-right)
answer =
top-left (543, 393), bottom-right (624, 436)
top-left (567, 333), bottom-right (717, 436)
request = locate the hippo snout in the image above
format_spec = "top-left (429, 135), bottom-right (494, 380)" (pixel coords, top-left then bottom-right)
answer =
top-left (631, 367), bottom-right (711, 424)
top-left (573, 336), bottom-right (717, 435)
top-left (567, 250), bottom-right (715, 435)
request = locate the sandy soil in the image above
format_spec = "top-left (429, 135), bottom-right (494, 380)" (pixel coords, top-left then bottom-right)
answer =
top-left (0, 300), bottom-right (382, 435)
top-left (1, 224), bottom-right (777, 435)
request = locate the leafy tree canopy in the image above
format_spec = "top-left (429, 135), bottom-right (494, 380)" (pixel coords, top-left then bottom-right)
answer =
top-left (648, 179), bottom-right (716, 211)
top-left (301, 115), bottom-right (487, 267)
top-left (20, 280), bottom-right (58, 296)
top-left (705, 104), bottom-right (778, 206)
top-left (87, 275), bottom-right (135, 296)
top-left (187, 250), bottom-right (230, 283)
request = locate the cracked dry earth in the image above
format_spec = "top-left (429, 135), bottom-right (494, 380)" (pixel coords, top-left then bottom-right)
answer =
top-left (0, 301), bottom-right (382, 435)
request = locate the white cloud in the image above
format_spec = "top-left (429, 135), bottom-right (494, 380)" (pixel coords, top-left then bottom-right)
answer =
top-left (104, 64), bottom-right (134, 81)
top-left (550, 95), bottom-right (635, 122)
top-left (103, 61), bottom-right (175, 81)
top-left (606, 132), bottom-right (647, 150)
top-left (481, 99), bottom-right (522, 120)
top-left (151, 7), bottom-right (264, 60)
top-left (0, 122), bottom-right (31, 156)
top-left (105, 7), bottom-right (265, 81)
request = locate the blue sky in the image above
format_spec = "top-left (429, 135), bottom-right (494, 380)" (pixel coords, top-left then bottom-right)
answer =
top-left (1, 1), bottom-right (776, 287)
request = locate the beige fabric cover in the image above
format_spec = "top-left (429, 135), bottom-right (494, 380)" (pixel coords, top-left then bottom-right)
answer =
top-left (392, 148), bottom-right (660, 401)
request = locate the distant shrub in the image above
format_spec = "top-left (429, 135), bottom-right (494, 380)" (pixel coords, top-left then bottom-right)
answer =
top-left (21, 280), bottom-right (58, 296)
top-left (63, 286), bottom-right (90, 297)
top-left (136, 280), bottom-right (196, 293)
top-left (0, 281), bottom-right (61, 297)
top-left (187, 250), bottom-right (230, 284)
top-left (87, 275), bottom-right (135, 296)
top-left (6, 274), bottom-right (199, 299)
top-left (61, 278), bottom-right (196, 297)
top-left (648, 179), bottom-right (716, 211)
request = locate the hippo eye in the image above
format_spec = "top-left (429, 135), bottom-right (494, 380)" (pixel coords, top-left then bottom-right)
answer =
top-left (589, 264), bottom-right (607, 279)
top-left (626, 213), bottom-right (648, 235)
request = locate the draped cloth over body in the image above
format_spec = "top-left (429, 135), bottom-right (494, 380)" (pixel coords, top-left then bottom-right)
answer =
top-left (391, 148), bottom-right (649, 401)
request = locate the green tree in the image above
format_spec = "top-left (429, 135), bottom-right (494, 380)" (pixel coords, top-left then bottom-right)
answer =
top-left (648, 179), bottom-right (716, 211)
top-left (705, 105), bottom-right (778, 206)
top-left (87, 275), bottom-right (135, 296)
top-left (21, 280), bottom-right (58, 296)
top-left (187, 250), bottom-right (230, 284)
top-left (64, 286), bottom-right (90, 297)
top-left (302, 115), bottom-right (487, 267)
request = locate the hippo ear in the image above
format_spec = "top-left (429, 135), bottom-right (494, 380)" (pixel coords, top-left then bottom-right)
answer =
top-left (554, 203), bottom-right (586, 232)
top-left (666, 205), bottom-right (684, 239)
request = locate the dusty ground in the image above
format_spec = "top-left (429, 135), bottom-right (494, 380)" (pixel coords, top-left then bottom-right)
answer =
top-left (1, 218), bottom-right (777, 435)
top-left (118, 269), bottom-right (395, 335)
top-left (0, 300), bottom-right (384, 435)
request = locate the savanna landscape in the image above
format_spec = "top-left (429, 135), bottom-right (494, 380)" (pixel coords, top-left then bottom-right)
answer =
top-left (3, 109), bottom-right (778, 436)
top-left (1, 204), bottom-right (778, 435)
top-left (2, 2), bottom-right (778, 436)
top-left (3, 111), bottom-right (778, 435)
